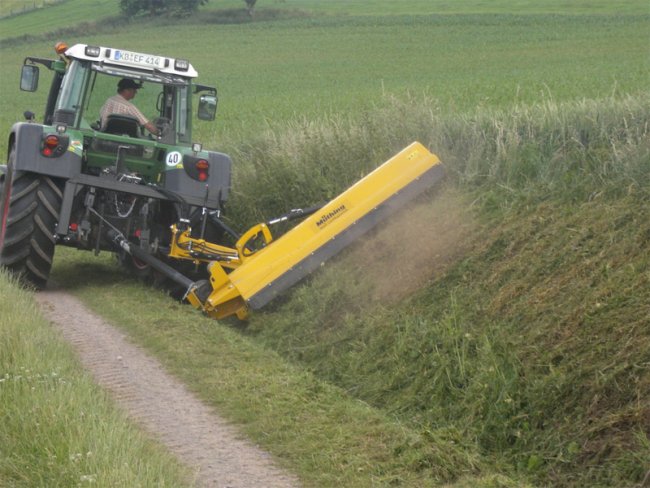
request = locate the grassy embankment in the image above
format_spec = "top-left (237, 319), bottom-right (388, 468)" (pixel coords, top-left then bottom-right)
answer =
top-left (1, 1), bottom-right (649, 486)
top-left (54, 92), bottom-right (650, 487)
top-left (237, 93), bottom-right (650, 486)
top-left (0, 270), bottom-right (192, 486)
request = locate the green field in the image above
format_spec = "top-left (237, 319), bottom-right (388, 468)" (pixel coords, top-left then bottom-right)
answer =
top-left (0, 0), bottom-right (66, 19)
top-left (0, 3), bottom-right (648, 156)
top-left (1, 1), bottom-right (649, 487)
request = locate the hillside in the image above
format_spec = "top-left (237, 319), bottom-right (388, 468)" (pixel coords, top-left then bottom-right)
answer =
top-left (44, 93), bottom-right (650, 487)
top-left (1, 1), bottom-right (649, 487)
top-left (233, 93), bottom-right (650, 486)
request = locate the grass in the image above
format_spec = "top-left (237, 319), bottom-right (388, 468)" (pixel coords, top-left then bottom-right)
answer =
top-left (0, 0), bottom-right (118, 39)
top-left (0, 1), bottom-right (649, 486)
top-left (45, 92), bottom-right (650, 487)
top-left (49, 249), bottom-right (523, 487)
top-left (252, 194), bottom-right (650, 485)
top-left (222, 92), bottom-right (650, 227)
top-left (272, 0), bottom-right (650, 15)
top-left (0, 269), bottom-right (192, 487)
top-left (231, 94), bottom-right (650, 486)
top-left (0, 0), bottom-right (66, 19)
top-left (1, 5), bottom-right (649, 156)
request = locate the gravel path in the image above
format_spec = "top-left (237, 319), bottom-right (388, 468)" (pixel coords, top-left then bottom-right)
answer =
top-left (35, 286), bottom-right (300, 488)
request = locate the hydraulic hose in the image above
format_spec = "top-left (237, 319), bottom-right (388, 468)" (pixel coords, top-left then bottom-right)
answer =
top-left (147, 184), bottom-right (190, 225)
top-left (208, 212), bottom-right (241, 241)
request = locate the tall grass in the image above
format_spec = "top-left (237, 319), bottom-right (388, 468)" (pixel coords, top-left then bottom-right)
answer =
top-left (435, 95), bottom-right (650, 203)
top-left (223, 92), bottom-right (649, 229)
top-left (0, 269), bottom-right (191, 487)
top-left (230, 93), bottom-right (650, 486)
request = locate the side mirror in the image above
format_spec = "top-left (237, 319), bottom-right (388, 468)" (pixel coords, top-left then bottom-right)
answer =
top-left (197, 94), bottom-right (217, 121)
top-left (20, 65), bottom-right (39, 92)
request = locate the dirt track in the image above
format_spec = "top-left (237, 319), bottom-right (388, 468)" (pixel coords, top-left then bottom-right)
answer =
top-left (35, 286), bottom-right (300, 488)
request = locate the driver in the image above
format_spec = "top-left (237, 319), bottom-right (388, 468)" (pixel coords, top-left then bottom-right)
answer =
top-left (100, 78), bottom-right (159, 136)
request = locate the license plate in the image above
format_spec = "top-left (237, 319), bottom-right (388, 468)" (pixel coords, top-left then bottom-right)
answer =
top-left (112, 49), bottom-right (163, 69)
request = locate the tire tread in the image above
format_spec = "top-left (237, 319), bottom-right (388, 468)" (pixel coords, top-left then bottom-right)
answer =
top-left (0, 170), bottom-right (62, 289)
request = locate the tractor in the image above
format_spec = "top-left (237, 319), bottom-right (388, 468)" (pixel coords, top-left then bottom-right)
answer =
top-left (1, 42), bottom-right (228, 289)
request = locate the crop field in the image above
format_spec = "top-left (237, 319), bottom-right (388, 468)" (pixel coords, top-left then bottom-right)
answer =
top-left (0, 0), bottom-right (66, 19)
top-left (1, 1), bottom-right (649, 487)
top-left (1, 1), bottom-right (649, 154)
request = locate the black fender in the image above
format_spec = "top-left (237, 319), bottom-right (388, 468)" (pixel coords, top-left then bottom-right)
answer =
top-left (9, 122), bottom-right (81, 179)
top-left (163, 150), bottom-right (231, 209)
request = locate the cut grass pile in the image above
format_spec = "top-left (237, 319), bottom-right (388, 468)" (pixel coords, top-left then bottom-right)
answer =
top-left (0, 269), bottom-right (191, 487)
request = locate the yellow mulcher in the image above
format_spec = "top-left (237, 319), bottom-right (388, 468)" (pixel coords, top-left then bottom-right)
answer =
top-left (112, 142), bottom-right (444, 320)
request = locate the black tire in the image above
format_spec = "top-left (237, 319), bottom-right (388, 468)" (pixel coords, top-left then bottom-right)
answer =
top-left (0, 149), bottom-right (63, 289)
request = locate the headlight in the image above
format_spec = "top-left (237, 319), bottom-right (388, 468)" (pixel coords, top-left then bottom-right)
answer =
top-left (174, 59), bottom-right (189, 71)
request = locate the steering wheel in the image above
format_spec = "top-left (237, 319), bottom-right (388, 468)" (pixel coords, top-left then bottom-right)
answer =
top-left (154, 117), bottom-right (171, 138)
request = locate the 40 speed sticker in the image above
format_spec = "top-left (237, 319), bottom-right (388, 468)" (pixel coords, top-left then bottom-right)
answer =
top-left (165, 151), bottom-right (183, 168)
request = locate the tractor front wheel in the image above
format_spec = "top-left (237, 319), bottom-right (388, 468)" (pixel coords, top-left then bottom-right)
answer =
top-left (0, 149), bottom-right (63, 289)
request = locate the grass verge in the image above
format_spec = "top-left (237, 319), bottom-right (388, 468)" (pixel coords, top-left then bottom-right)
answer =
top-left (50, 250), bottom-right (526, 487)
top-left (231, 94), bottom-right (650, 486)
top-left (0, 269), bottom-right (192, 487)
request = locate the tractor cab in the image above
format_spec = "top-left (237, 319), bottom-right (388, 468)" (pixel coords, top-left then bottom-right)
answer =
top-left (20, 43), bottom-right (218, 180)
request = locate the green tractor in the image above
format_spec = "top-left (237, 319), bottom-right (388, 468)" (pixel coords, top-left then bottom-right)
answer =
top-left (0, 42), bottom-right (231, 288)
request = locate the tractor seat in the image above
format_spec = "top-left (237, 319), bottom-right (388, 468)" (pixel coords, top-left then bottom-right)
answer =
top-left (92, 114), bottom-right (144, 157)
top-left (103, 115), bottom-right (140, 138)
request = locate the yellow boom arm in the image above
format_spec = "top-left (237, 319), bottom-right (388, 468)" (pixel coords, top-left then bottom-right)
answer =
top-left (184, 142), bottom-right (444, 320)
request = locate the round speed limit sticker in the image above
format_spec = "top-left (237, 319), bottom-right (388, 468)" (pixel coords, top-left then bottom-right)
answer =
top-left (165, 151), bottom-right (183, 167)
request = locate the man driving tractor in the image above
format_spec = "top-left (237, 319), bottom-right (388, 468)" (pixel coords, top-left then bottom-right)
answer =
top-left (100, 78), bottom-right (159, 136)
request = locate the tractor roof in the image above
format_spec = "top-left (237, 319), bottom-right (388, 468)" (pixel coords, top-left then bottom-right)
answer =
top-left (64, 44), bottom-right (198, 78)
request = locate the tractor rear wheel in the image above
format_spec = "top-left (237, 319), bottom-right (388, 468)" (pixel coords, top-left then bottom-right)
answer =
top-left (0, 149), bottom-right (63, 289)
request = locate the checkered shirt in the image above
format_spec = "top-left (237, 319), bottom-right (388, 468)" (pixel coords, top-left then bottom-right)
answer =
top-left (99, 94), bottom-right (149, 129)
